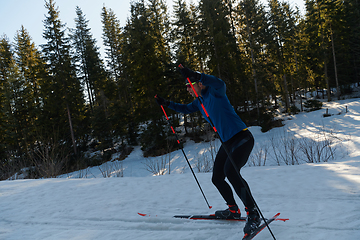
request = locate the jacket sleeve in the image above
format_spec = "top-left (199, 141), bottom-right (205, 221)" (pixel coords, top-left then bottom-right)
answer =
top-left (168, 100), bottom-right (199, 114)
top-left (199, 73), bottom-right (226, 97)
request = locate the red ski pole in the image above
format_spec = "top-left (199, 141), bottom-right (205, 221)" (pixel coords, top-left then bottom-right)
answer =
top-left (155, 95), bottom-right (212, 209)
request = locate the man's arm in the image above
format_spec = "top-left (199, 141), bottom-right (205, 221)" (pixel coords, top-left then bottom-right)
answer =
top-left (168, 100), bottom-right (199, 114)
top-left (199, 73), bottom-right (226, 97)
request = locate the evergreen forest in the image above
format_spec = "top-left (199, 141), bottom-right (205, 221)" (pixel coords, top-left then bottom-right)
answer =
top-left (1, 0), bottom-right (359, 179)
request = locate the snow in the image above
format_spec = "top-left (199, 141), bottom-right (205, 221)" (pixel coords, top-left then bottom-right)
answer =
top-left (1, 98), bottom-right (360, 239)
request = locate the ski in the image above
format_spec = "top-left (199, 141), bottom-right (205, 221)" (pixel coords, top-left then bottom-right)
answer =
top-left (242, 213), bottom-right (287, 240)
top-left (138, 212), bottom-right (245, 221)
top-left (138, 212), bottom-right (288, 224)
top-left (173, 214), bottom-right (246, 222)
top-left (174, 214), bottom-right (247, 221)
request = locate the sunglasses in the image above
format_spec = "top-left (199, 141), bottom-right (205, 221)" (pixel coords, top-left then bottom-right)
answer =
top-left (186, 82), bottom-right (196, 88)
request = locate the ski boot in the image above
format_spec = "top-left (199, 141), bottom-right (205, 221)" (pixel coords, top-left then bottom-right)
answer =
top-left (215, 204), bottom-right (241, 219)
top-left (243, 206), bottom-right (261, 235)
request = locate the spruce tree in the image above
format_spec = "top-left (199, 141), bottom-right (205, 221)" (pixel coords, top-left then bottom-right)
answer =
top-left (237, 0), bottom-right (271, 116)
top-left (172, 0), bottom-right (205, 136)
top-left (173, 0), bottom-right (198, 67)
top-left (122, 0), bottom-right (174, 154)
top-left (0, 36), bottom-right (20, 178)
top-left (344, 0), bottom-right (360, 83)
top-left (72, 6), bottom-right (113, 151)
top-left (14, 26), bottom-right (43, 108)
top-left (13, 26), bottom-right (46, 165)
top-left (101, 6), bottom-right (134, 146)
top-left (198, 0), bottom-right (246, 106)
top-left (41, 0), bottom-right (85, 158)
top-left (322, 0), bottom-right (360, 97)
top-left (101, 6), bottom-right (123, 95)
top-left (266, 0), bottom-right (299, 112)
top-left (289, 12), bottom-right (309, 111)
top-left (304, 0), bottom-right (360, 99)
top-left (305, 0), bottom-right (332, 100)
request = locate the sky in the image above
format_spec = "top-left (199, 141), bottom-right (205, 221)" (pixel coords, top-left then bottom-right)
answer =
top-left (0, 0), bottom-right (305, 58)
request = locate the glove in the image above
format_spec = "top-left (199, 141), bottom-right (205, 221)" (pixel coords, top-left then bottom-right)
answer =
top-left (179, 66), bottom-right (201, 82)
top-left (155, 95), bottom-right (170, 107)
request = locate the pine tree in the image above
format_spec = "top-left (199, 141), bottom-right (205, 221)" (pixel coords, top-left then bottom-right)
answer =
top-left (289, 13), bottom-right (308, 111)
top-left (305, 0), bottom-right (332, 100)
top-left (304, 0), bottom-right (360, 100)
top-left (0, 35), bottom-right (21, 178)
top-left (282, 2), bottom-right (304, 106)
top-left (122, 0), bottom-right (174, 154)
top-left (71, 6), bottom-right (113, 150)
top-left (101, 6), bottom-right (134, 146)
top-left (198, 0), bottom-right (246, 106)
top-left (198, 0), bottom-right (236, 76)
top-left (41, 0), bottom-right (85, 157)
top-left (266, 0), bottom-right (299, 112)
top-left (323, 0), bottom-right (360, 97)
top-left (0, 38), bottom-right (8, 163)
top-left (173, 0), bottom-right (198, 67)
top-left (72, 6), bottom-right (97, 111)
top-left (101, 6), bottom-right (124, 98)
top-left (13, 26), bottom-right (46, 164)
top-left (237, 0), bottom-right (270, 116)
top-left (172, 0), bottom-right (205, 136)
top-left (344, 0), bottom-right (360, 83)
top-left (326, 0), bottom-right (342, 99)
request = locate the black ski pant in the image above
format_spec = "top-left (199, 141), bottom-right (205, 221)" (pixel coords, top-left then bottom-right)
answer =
top-left (212, 129), bottom-right (255, 209)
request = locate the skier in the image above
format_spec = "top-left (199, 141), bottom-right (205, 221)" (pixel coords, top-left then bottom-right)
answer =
top-left (155, 66), bottom-right (261, 235)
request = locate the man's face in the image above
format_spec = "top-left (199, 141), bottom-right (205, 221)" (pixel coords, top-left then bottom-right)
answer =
top-left (187, 82), bottom-right (201, 97)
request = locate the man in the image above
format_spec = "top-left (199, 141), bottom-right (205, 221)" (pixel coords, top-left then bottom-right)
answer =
top-left (155, 66), bottom-right (261, 235)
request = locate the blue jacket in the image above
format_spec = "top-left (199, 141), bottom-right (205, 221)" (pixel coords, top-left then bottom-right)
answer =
top-left (168, 73), bottom-right (247, 142)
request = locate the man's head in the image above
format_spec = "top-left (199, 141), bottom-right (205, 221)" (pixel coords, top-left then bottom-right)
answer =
top-left (186, 81), bottom-right (205, 97)
top-left (179, 65), bottom-right (204, 97)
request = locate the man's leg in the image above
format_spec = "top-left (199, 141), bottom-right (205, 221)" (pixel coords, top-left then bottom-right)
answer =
top-left (224, 132), bottom-right (255, 208)
top-left (212, 145), bottom-right (237, 206)
top-left (223, 132), bottom-right (261, 233)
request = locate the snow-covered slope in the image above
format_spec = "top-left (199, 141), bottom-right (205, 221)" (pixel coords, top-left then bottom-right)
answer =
top-left (1, 99), bottom-right (360, 239)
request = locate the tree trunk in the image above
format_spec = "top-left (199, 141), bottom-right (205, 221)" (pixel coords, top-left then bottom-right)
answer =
top-left (66, 103), bottom-right (77, 155)
top-left (245, 14), bottom-right (260, 117)
top-left (330, 25), bottom-right (340, 100)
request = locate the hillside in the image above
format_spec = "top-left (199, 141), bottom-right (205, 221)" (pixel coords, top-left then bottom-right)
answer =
top-left (1, 99), bottom-right (360, 240)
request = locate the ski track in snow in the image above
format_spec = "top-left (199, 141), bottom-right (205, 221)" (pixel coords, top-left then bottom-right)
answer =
top-left (1, 99), bottom-right (360, 239)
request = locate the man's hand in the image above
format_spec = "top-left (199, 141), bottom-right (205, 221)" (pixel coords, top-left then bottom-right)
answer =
top-left (179, 66), bottom-right (201, 82)
top-left (155, 95), bottom-right (170, 107)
